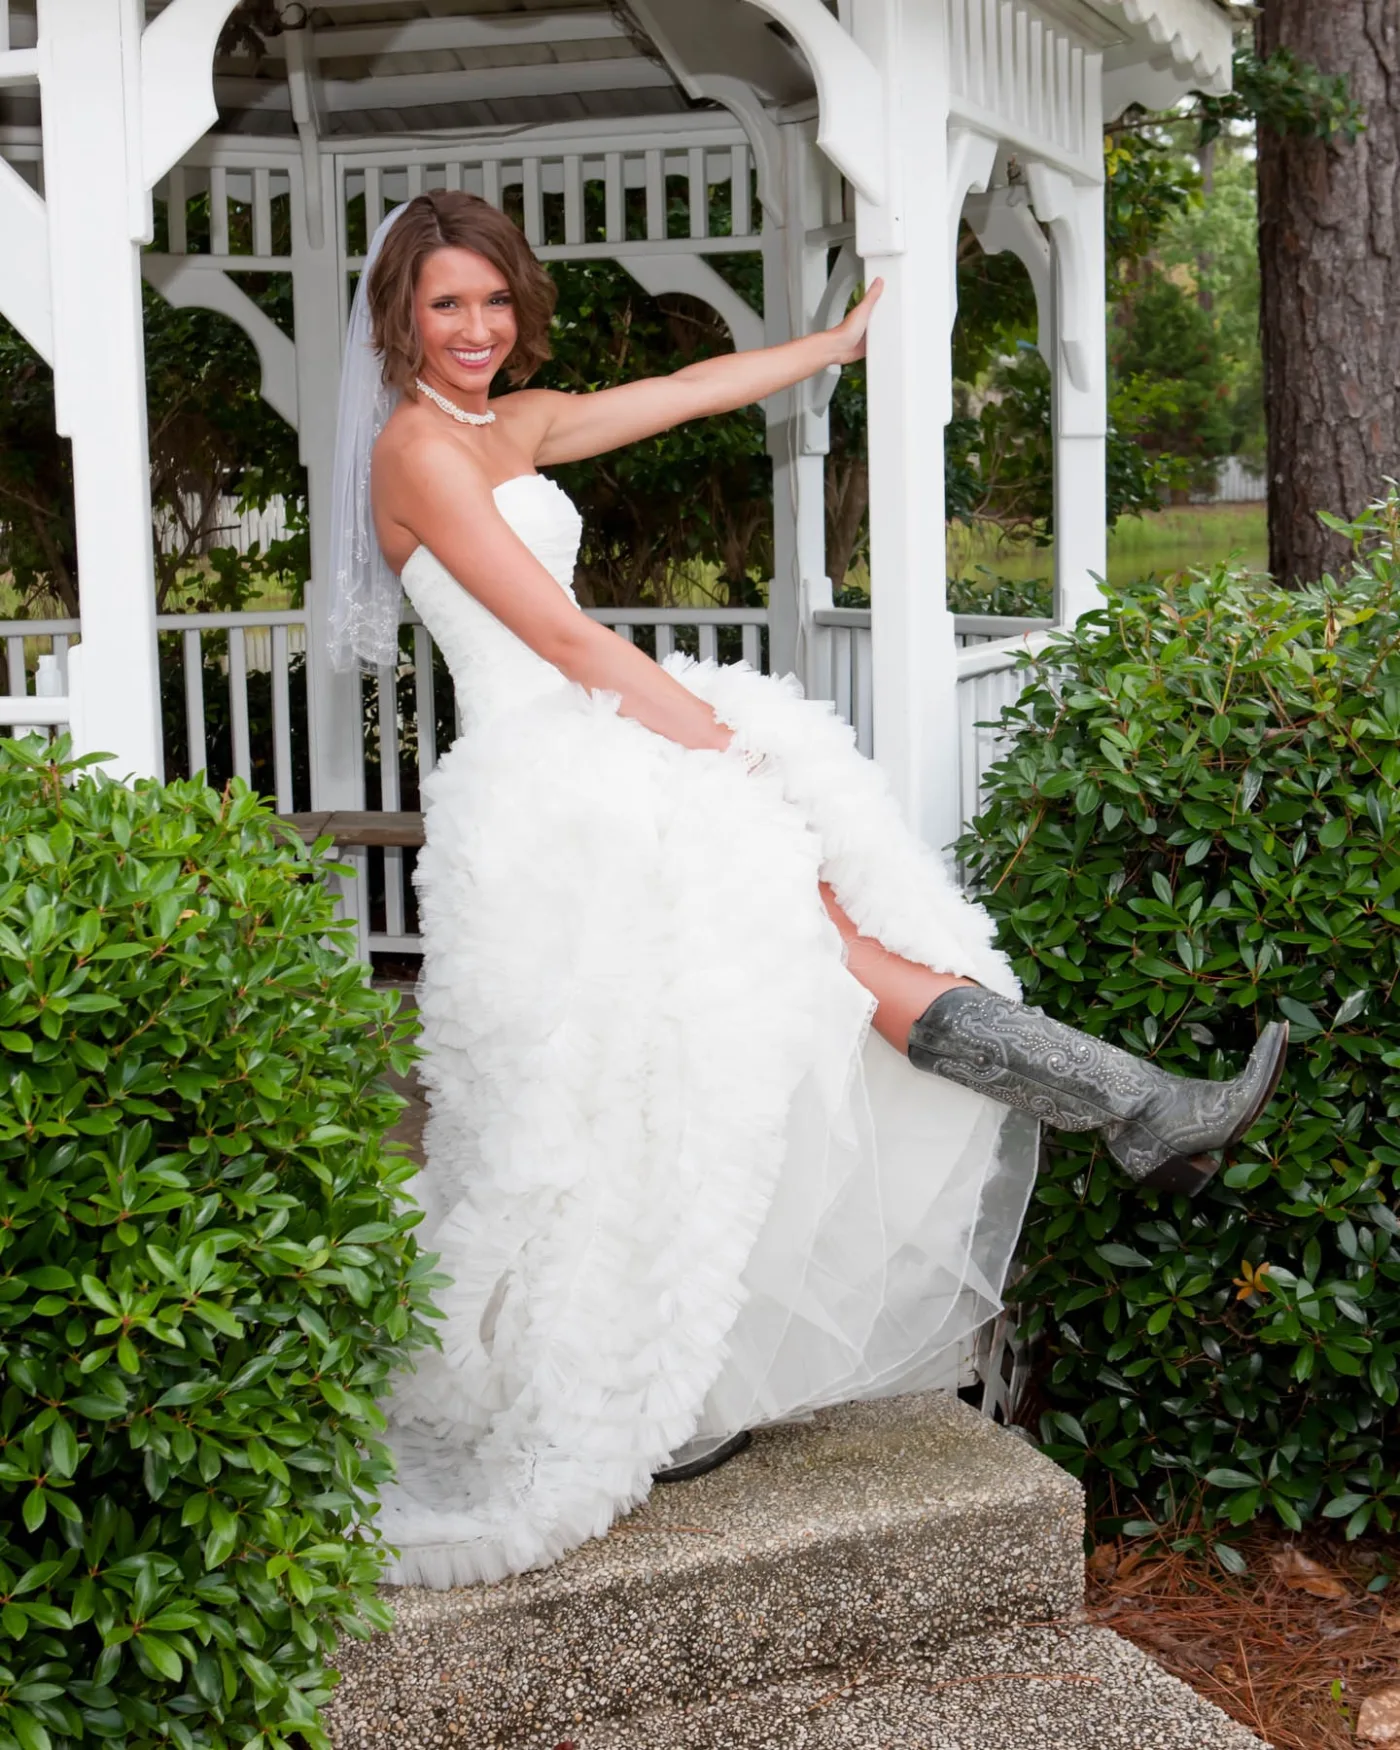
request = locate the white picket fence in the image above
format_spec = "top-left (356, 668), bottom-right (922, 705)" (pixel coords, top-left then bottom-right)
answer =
top-left (154, 496), bottom-right (293, 557)
top-left (2, 603), bottom-right (1043, 954)
top-left (1196, 457), bottom-right (1267, 506)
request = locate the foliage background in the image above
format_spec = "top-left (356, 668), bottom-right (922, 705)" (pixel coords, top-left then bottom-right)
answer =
top-left (0, 745), bottom-right (436, 1747)
top-left (957, 497), bottom-right (1400, 1560)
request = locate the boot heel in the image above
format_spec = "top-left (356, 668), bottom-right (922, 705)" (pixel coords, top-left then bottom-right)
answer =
top-left (1140, 1151), bottom-right (1220, 1197)
top-left (1108, 1122), bottom-right (1220, 1196)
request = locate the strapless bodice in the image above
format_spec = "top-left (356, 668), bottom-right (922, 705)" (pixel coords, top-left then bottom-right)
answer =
top-left (400, 474), bottom-right (584, 726)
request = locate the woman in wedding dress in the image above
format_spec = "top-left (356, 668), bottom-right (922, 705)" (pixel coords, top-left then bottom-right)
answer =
top-left (327, 193), bottom-right (1287, 1589)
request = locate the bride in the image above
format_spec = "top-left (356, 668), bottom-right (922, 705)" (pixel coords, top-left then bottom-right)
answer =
top-left (328, 192), bottom-right (1287, 1588)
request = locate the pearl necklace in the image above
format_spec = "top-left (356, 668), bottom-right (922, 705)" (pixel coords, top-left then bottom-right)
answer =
top-left (415, 377), bottom-right (496, 426)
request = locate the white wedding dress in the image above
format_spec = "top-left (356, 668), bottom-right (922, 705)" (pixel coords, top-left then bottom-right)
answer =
top-left (377, 473), bottom-right (1038, 1586)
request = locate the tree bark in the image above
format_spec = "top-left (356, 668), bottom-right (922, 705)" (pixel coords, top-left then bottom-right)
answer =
top-left (1256, 0), bottom-right (1399, 582)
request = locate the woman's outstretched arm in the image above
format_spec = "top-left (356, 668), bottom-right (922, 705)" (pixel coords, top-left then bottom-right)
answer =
top-left (523, 281), bottom-right (882, 467)
top-left (375, 434), bottom-right (738, 755)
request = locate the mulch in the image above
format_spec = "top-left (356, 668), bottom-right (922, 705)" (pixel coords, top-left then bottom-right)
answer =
top-left (1087, 1527), bottom-right (1400, 1748)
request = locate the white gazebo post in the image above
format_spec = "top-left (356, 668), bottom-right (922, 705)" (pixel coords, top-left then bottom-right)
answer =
top-left (291, 149), bottom-right (367, 819)
top-left (0, 0), bottom-right (241, 780)
top-left (0, 0), bottom-right (239, 778)
top-left (764, 116), bottom-right (841, 688)
top-left (1030, 162), bottom-right (1109, 626)
top-left (32, 0), bottom-right (162, 778)
top-left (749, 0), bottom-right (964, 850)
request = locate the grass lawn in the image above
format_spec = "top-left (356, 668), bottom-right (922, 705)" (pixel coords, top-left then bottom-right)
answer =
top-left (947, 502), bottom-right (1269, 593)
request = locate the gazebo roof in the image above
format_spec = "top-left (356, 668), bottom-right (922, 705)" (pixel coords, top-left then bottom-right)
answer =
top-left (0, 0), bottom-right (1236, 146)
top-left (211, 3), bottom-right (697, 140)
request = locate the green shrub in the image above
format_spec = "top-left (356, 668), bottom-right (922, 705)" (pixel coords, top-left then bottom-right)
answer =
top-left (0, 743), bottom-right (436, 1748)
top-left (958, 491), bottom-right (1400, 1553)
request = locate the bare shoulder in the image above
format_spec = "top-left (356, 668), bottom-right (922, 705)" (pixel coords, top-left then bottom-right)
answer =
top-left (375, 406), bottom-right (489, 496)
top-left (493, 387), bottom-right (569, 450)
top-left (372, 411), bottom-right (496, 570)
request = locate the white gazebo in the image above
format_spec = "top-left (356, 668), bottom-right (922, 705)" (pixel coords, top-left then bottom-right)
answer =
top-left (0, 0), bottom-right (1232, 953)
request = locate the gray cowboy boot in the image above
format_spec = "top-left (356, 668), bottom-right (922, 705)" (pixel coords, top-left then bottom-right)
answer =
top-left (908, 988), bottom-right (1288, 1195)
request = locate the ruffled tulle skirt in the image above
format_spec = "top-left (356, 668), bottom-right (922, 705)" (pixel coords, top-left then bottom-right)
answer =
top-left (376, 657), bottom-right (1038, 1586)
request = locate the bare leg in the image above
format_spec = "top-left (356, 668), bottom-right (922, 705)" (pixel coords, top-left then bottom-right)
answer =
top-left (819, 882), bottom-right (976, 1054)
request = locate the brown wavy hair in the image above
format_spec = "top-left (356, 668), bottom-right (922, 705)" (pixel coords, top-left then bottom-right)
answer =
top-left (366, 191), bottom-right (557, 391)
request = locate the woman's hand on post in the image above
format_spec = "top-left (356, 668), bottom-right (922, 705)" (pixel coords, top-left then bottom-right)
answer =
top-left (827, 279), bottom-right (884, 366)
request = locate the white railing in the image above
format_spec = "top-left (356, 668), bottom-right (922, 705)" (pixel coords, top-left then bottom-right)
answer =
top-left (811, 608), bottom-right (874, 757)
top-left (2, 604), bottom-right (1046, 953)
top-left (956, 632), bottom-right (1051, 829)
top-left (811, 609), bottom-right (1051, 763)
top-left (337, 116), bottom-right (758, 268)
top-left (154, 162), bottom-right (296, 268)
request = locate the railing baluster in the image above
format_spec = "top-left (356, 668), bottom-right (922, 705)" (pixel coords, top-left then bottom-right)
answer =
top-left (853, 616), bottom-right (874, 757)
top-left (444, 159), bottom-right (463, 191)
top-left (563, 153), bottom-right (584, 244)
top-left (209, 166), bottom-right (229, 255)
top-left (376, 660), bottom-right (405, 941)
top-left (364, 166), bottom-right (383, 232)
top-left (413, 624), bottom-right (437, 780)
top-left (167, 164), bottom-right (188, 252)
top-left (253, 166), bottom-right (272, 256)
top-left (730, 144), bottom-right (751, 235)
top-left (271, 624), bottom-right (293, 810)
top-left (834, 627), bottom-right (853, 728)
top-left (522, 157), bottom-right (543, 244)
top-left (614, 624), bottom-right (634, 645)
top-left (688, 146), bottom-right (708, 239)
top-left (698, 625), bottom-right (717, 664)
top-left (406, 162), bottom-right (425, 198)
top-left (481, 157), bottom-right (501, 206)
top-left (654, 624), bottom-right (674, 662)
top-left (645, 149), bottom-right (665, 239)
top-left (228, 627), bottom-right (251, 783)
top-left (741, 625), bottom-right (760, 669)
top-left (604, 151), bottom-right (624, 241)
top-left (183, 627), bottom-right (207, 779)
top-left (6, 635), bottom-right (26, 696)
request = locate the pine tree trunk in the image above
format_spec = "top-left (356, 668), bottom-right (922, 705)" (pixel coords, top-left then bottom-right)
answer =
top-left (1256, 0), bottom-right (1399, 582)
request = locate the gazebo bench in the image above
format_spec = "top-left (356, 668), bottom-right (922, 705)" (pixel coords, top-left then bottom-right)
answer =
top-left (278, 811), bottom-right (425, 850)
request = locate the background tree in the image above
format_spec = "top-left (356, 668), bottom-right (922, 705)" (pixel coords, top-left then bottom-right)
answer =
top-left (1254, 1), bottom-right (1396, 583)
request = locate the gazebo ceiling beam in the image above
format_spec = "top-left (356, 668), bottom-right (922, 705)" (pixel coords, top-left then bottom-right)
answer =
top-left (259, 12), bottom-right (628, 60)
top-left (280, 12), bottom-right (327, 248)
top-left (141, 0), bottom-right (243, 193)
top-left (215, 58), bottom-right (676, 115)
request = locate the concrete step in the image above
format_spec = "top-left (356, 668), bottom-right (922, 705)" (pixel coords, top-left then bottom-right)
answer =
top-left (326, 1392), bottom-right (1083, 1748)
top-left (563, 1624), bottom-right (1269, 1750)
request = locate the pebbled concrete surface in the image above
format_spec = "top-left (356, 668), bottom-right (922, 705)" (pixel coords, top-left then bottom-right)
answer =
top-left (326, 1392), bottom-right (1083, 1747)
top-left (552, 1624), bottom-right (1270, 1750)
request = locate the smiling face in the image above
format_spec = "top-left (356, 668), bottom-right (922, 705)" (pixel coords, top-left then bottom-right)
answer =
top-left (412, 245), bottom-right (519, 407)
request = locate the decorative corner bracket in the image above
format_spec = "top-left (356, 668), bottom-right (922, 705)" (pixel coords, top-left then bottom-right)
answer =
top-left (737, 0), bottom-right (886, 205)
top-left (0, 160), bottom-right (52, 362)
top-left (282, 17), bottom-right (326, 250)
top-left (140, 0), bottom-right (243, 191)
top-left (143, 257), bottom-right (299, 428)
